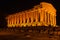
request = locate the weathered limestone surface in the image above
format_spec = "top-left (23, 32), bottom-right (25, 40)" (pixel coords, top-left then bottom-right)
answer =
top-left (6, 2), bottom-right (56, 27)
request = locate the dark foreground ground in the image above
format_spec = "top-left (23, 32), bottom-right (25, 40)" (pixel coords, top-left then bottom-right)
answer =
top-left (0, 27), bottom-right (60, 40)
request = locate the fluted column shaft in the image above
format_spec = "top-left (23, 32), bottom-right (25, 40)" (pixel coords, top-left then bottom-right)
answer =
top-left (26, 13), bottom-right (29, 23)
top-left (53, 15), bottom-right (56, 26)
top-left (20, 14), bottom-right (22, 24)
top-left (40, 9), bottom-right (44, 25)
top-left (35, 11), bottom-right (38, 22)
top-left (52, 14), bottom-right (54, 26)
top-left (48, 13), bottom-right (49, 25)
top-left (23, 13), bottom-right (26, 23)
top-left (45, 11), bottom-right (46, 25)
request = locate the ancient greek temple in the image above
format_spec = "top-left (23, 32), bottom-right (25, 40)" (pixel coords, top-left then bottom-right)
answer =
top-left (6, 2), bottom-right (56, 27)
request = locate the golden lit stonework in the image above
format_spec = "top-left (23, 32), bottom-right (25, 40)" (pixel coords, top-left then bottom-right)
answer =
top-left (6, 2), bottom-right (56, 27)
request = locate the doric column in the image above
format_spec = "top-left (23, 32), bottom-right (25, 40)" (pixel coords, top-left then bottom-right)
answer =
top-left (55, 15), bottom-right (56, 26)
top-left (31, 12), bottom-right (33, 23)
top-left (50, 14), bottom-right (52, 26)
top-left (19, 15), bottom-right (21, 26)
top-left (46, 12), bottom-right (48, 24)
top-left (19, 14), bottom-right (21, 27)
top-left (52, 15), bottom-right (53, 26)
top-left (51, 15), bottom-right (53, 26)
top-left (31, 16), bottom-right (33, 23)
top-left (40, 9), bottom-right (44, 25)
top-left (10, 17), bottom-right (13, 27)
top-left (14, 15), bottom-right (16, 26)
top-left (53, 15), bottom-right (54, 26)
top-left (49, 14), bottom-right (50, 25)
top-left (18, 15), bottom-right (20, 25)
top-left (45, 11), bottom-right (47, 25)
top-left (9, 18), bottom-right (11, 27)
top-left (27, 13), bottom-right (29, 23)
top-left (16, 15), bottom-right (18, 27)
top-left (43, 10), bottom-right (45, 23)
top-left (12, 16), bottom-right (15, 27)
top-left (54, 15), bottom-right (56, 26)
top-left (48, 13), bottom-right (49, 25)
top-left (23, 13), bottom-right (26, 23)
top-left (15, 15), bottom-right (17, 27)
top-left (16, 16), bottom-right (19, 26)
top-left (12, 18), bottom-right (13, 27)
top-left (10, 16), bottom-right (12, 26)
top-left (39, 10), bottom-right (41, 22)
top-left (35, 11), bottom-right (38, 22)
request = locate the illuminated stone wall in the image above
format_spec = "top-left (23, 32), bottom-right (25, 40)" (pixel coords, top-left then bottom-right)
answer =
top-left (6, 2), bottom-right (56, 27)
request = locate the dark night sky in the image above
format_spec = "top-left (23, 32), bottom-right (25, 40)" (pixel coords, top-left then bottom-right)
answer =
top-left (0, 0), bottom-right (60, 27)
